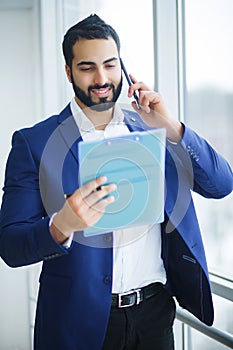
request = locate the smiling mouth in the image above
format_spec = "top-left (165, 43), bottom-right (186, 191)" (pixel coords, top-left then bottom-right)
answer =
top-left (91, 87), bottom-right (112, 98)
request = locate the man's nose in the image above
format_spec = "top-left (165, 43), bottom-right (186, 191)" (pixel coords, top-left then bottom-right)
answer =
top-left (94, 68), bottom-right (107, 86)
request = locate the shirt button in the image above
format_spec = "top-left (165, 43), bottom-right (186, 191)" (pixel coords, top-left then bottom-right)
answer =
top-left (104, 276), bottom-right (111, 284)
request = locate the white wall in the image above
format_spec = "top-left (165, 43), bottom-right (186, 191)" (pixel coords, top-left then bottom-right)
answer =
top-left (0, 2), bottom-right (42, 349)
top-left (0, 6), bottom-right (42, 189)
top-left (0, 0), bottom-right (71, 347)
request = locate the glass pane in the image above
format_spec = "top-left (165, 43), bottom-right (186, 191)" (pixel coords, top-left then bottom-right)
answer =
top-left (212, 294), bottom-right (233, 335)
top-left (184, 0), bottom-right (233, 281)
top-left (190, 327), bottom-right (231, 350)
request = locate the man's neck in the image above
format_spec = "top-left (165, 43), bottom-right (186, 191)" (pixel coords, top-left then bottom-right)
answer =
top-left (74, 96), bottom-right (114, 130)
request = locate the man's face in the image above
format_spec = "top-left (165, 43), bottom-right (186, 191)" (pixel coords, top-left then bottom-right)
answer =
top-left (66, 38), bottom-right (122, 111)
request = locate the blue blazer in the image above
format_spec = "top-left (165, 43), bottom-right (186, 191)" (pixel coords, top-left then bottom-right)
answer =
top-left (0, 104), bottom-right (232, 350)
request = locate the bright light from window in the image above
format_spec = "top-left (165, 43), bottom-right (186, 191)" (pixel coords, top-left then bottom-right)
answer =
top-left (185, 0), bottom-right (233, 92)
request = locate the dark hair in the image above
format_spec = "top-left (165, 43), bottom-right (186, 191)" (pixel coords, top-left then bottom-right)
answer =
top-left (62, 14), bottom-right (121, 67)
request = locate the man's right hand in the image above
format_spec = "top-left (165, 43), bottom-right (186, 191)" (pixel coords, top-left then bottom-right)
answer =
top-left (50, 176), bottom-right (116, 244)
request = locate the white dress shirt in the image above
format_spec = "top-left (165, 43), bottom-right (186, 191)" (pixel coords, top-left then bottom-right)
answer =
top-left (70, 98), bottom-right (167, 293)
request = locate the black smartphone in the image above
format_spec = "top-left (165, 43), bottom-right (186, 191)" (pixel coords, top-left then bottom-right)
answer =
top-left (120, 58), bottom-right (140, 109)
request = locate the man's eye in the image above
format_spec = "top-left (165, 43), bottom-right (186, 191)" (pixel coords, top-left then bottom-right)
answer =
top-left (106, 64), bottom-right (116, 69)
top-left (80, 67), bottom-right (93, 71)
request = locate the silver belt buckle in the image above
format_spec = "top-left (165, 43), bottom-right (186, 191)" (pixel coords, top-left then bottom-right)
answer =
top-left (118, 288), bottom-right (141, 308)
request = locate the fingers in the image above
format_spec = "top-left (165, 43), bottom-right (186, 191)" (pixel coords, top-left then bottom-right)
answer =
top-left (87, 192), bottom-right (115, 223)
top-left (65, 177), bottom-right (116, 230)
top-left (130, 90), bottom-right (161, 114)
top-left (52, 176), bottom-right (116, 237)
top-left (75, 176), bottom-right (108, 201)
top-left (82, 183), bottom-right (117, 208)
top-left (128, 81), bottom-right (150, 98)
top-left (127, 75), bottom-right (158, 112)
top-left (71, 192), bottom-right (115, 229)
top-left (69, 177), bottom-right (116, 207)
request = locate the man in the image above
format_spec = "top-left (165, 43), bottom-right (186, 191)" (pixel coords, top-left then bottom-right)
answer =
top-left (0, 14), bottom-right (232, 350)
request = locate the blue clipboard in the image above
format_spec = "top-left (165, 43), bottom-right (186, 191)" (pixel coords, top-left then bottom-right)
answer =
top-left (78, 128), bottom-right (166, 236)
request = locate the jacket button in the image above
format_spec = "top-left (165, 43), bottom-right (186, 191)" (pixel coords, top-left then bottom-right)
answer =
top-left (104, 276), bottom-right (111, 284)
top-left (103, 234), bottom-right (112, 243)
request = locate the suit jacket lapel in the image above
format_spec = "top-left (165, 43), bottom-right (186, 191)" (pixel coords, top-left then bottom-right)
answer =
top-left (123, 109), bottom-right (151, 132)
top-left (57, 104), bottom-right (82, 164)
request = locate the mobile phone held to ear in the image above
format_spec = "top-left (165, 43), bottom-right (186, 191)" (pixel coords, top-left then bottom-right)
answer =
top-left (120, 58), bottom-right (140, 109)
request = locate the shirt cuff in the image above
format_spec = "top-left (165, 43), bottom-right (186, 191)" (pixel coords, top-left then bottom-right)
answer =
top-left (49, 213), bottom-right (73, 249)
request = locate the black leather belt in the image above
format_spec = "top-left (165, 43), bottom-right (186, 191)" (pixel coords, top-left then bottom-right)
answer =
top-left (112, 282), bottom-right (163, 308)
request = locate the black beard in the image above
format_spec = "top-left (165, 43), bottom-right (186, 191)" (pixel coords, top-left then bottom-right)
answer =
top-left (70, 71), bottom-right (122, 112)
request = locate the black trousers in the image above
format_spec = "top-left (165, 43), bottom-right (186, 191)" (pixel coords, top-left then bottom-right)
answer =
top-left (102, 286), bottom-right (176, 350)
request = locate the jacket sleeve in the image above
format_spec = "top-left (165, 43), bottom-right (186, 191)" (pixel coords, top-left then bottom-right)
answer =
top-left (167, 124), bottom-right (233, 199)
top-left (0, 130), bottom-right (68, 268)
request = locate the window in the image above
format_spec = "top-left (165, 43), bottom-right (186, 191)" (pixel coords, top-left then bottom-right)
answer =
top-left (183, 0), bottom-right (233, 281)
top-left (182, 0), bottom-right (233, 347)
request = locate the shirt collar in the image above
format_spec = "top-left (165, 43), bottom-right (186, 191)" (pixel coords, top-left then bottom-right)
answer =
top-left (70, 97), bottom-right (125, 133)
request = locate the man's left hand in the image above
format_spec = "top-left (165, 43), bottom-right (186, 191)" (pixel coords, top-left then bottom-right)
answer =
top-left (128, 75), bottom-right (184, 143)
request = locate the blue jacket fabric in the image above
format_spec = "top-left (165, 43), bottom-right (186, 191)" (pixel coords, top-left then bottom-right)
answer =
top-left (0, 104), bottom-right (232, 350)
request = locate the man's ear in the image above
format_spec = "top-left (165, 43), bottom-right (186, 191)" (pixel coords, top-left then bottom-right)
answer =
top-left (65, 64), bottom-right (72, 83)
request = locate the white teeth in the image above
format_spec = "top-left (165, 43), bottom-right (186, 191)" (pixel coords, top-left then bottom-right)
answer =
top-left (92, 88), bottom-right (109, 94)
